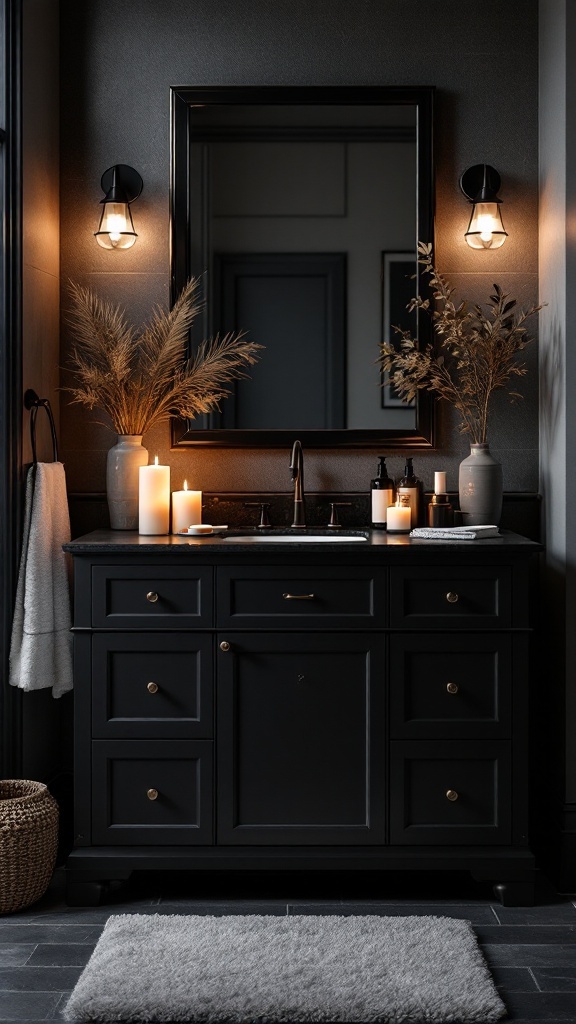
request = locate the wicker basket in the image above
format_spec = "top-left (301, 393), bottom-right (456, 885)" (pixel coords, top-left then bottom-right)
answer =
top-left (0, 780), bottom-right (59, 914)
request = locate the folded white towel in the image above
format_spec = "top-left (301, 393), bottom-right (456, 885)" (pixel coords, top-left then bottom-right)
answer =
top-left (9, 462), bottom-right (73, 698)
top-left (410, 525), bottom-right (501, 541)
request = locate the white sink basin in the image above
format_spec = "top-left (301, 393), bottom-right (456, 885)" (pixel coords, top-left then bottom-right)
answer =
top-left (222, 533), bottom-right (368, 543)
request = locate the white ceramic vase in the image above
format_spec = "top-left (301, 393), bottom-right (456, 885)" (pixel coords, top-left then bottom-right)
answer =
top-left (458, 442), bottom-right (503, 526)
top-left (106, 435), bottom-right (148, 530)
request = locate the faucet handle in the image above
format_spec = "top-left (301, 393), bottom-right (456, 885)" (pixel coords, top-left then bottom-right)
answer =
top-left (327, 501), bottom-right (352, 529)
top-left (243, 502), bottom-right (272, 528)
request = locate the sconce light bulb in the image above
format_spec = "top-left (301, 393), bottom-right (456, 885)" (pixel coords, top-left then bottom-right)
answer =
top-left (183, 480), bottom-right (188, 491)
top-left (460, 167), bottom-right (508, 250)
top-left (478, 215), bottom-right (496, 242)
top-left (95, 202), bottom-right (138, 249)
top-left (106, 212), bottom-right (126, 245)
top-left (94, 166), bottom-right (142, 250)
top-left (464, 200), bottom-right (508, 250)
top-left (154, 455), bottom-right (159, 466)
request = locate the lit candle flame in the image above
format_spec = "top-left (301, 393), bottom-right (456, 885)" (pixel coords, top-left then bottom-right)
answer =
top-left (154, 455), bottom-right (159, 466)
top-left (183, 480), bottom-right (188, 491)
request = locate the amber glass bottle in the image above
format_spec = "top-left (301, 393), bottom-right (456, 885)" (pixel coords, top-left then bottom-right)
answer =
top-left (370, 457), bottom-right (396, 529)
top-left (397, 457), bottom-right (422, 528)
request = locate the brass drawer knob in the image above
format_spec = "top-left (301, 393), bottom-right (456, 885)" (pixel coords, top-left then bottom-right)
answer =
top-left (446, 789), bottom-right (459, 801)
top-left (147, 682), bottom-right (159, 694)
top-left (446, 591), bottom-right (459, 604)
top-left (147, 788), bottom-right (159, 801)
top-left (220, 641), bottom-right (231, 652)
top-left (146, 591), bottom-right (159, 604)
top-left (446, 682), bottom-right (459, 695)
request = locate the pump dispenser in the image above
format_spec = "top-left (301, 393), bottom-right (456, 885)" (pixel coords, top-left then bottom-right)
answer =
top-left (397, 457), bottom-right (422, 528)
top-left (371, 456), bottom-right (395, 529)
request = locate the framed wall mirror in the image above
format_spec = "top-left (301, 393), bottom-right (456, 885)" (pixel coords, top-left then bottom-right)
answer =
top-left (170, 86), bottom-right (435, 448)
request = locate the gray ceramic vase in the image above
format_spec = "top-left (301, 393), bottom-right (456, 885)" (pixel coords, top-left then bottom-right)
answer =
top-left (458, 442), bottom-right (503, 526)
top-left (106, 435), bottom-right (148, 530)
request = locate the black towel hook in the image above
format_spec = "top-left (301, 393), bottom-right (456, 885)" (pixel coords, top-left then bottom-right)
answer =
top-left (24, 389), bottom-right (59, 464)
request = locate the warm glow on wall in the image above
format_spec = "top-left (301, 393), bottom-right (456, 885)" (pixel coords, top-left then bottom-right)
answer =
top-left (460, 164), bottom-right (508, 250)
top-left (94, 164), bottom-right (143, 250)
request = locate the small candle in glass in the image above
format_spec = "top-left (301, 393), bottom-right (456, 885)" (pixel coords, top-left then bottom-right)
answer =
top-left (386, 496), bottom-right (412, 534)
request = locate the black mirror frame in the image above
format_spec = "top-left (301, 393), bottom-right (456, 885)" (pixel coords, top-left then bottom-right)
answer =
top-left (170, 85), bottom-right (435, 449)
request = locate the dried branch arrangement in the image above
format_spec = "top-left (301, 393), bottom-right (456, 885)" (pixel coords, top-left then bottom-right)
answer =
top-left (379, 243), bottom-right (542, 444)
top-left (64, 278), bottom-right (262, 435)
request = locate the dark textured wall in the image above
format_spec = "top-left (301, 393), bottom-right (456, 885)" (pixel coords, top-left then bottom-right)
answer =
top-left (23, 0), bottom-right (60, 467)
top-left (539, 0), bottom-right (576, 885)
top-left (22, 0), bottom-right (69, 782)
top-left (59, 0), bottom-right (539, 498)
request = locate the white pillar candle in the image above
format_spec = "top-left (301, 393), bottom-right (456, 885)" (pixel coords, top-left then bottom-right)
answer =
top-left (386, 500), bottom-right (412, 533)
top-left (172, 481), bottom-right (202, 534)
top-left (138, 456), bottom-right (170, 535)
top-left (434, 471), bottom-right (447, 495)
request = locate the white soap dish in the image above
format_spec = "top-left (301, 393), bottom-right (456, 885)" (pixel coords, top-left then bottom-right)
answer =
top-left (178, 525), bottom-right (228, 536)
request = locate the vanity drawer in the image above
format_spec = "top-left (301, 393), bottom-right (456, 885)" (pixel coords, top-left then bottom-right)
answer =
top-left (217, 566), bottom-right (387, 628)
top-left (91, 565), bottom-right (213, 629)
top-left (389, 633), bottom-right (512, 739)
top-left (92, 740), bottom-right (213, 845)
top-left (389, 566), bottom-right (511, 629)
top-left (91, 633), bottom-right (213, 739)
top-left (389, 740), bottom-right (511, 845)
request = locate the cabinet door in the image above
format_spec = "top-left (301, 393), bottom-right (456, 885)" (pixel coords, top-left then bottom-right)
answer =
top-left (92, 740), bottom-right (213, 845)
top-left (217, 633), bottom-right (386, 845)
top-left (92, 633), bottom-right (213, 739)
top-left (389, 633), bottom-right (512, 739)
top-left (389, 740), bottom-right (511, 845)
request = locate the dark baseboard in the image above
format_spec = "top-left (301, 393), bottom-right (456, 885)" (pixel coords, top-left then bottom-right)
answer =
top-left (557, 804), bottom-right (576, 893)
top-left (46, 769), bottom-right (74, 866)
top-left (532, 802), bottom-right (576, 894)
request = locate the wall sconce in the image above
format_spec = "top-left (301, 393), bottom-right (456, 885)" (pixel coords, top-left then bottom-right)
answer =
top-left (94, 164), bottom-right (143, 249)
top-left (459, 164), bottom-right (508, 249)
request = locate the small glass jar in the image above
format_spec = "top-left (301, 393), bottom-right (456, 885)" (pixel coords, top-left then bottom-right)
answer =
top-left (427, 492), bottom-right (454, 528)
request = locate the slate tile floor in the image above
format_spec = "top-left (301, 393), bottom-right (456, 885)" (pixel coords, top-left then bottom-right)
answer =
top-left (0, 869), bottom-right (574, 1022)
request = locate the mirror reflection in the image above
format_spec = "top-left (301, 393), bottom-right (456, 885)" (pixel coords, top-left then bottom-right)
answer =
top-left (186, 103), bottom-right (417, 431)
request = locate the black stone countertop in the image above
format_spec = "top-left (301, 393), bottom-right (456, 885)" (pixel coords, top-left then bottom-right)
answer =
top-left (64, 528), bottom-right (542, 554)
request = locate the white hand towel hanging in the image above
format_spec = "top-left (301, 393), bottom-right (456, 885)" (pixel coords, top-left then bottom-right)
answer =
top-left (9, 462), bottom-right (73, 697)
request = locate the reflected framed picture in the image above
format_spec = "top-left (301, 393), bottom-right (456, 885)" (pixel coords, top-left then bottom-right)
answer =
top-left (381, 251), bottom-right (417, 409)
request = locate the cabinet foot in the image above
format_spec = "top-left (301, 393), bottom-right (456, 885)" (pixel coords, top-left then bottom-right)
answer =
top-left (66, 880), bottom-right (110, 907)
top-left (67, 876), bottom-right (137, 906)
top-left (492, 881), bottom-right (535, 907)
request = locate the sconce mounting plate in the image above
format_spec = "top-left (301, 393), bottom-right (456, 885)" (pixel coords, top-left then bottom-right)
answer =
top-left (459, 164), bottom-right (501, 202)
top-left (100, 164), bottom-right (143, 204)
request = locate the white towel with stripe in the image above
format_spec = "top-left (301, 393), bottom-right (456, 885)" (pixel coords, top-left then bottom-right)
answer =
top-left (410, 525), bottom-right (501, 541)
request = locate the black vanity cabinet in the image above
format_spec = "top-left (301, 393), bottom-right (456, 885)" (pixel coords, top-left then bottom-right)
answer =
top-left (65, 531), bottom-right (539, 906)
top-left (217, 631), bottom-right (387, 845)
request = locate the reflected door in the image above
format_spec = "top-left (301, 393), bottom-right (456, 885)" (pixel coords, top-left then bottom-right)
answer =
top-left (215, 253), bottom-right (345, 429)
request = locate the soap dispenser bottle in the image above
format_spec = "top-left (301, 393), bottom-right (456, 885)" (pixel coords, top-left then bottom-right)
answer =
top-left (397, 457), bottom-right (422, 528)
top-left (371, 456), bottom-right (395, 529)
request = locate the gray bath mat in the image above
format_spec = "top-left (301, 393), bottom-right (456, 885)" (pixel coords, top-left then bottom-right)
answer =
top-left (63, 913), bottom-right (506, 1023)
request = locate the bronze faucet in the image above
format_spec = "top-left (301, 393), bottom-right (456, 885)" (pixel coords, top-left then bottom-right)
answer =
top-left (290, 440), bottom-right (306, 528)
